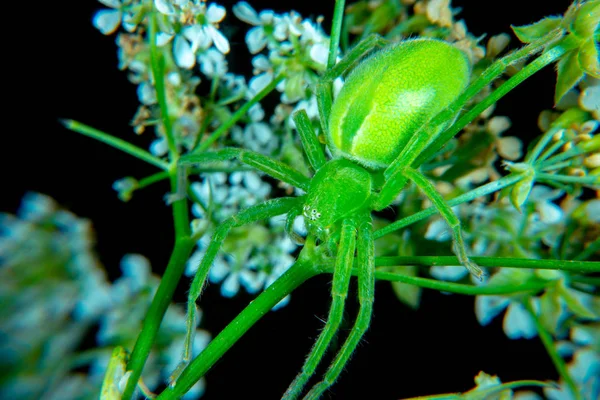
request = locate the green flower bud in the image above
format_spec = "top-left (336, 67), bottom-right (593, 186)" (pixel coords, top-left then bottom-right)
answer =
top-left (328, 38), bottom-right (471, 169)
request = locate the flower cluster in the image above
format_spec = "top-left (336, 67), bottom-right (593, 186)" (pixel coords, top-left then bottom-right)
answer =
top-left (0, 193), bottom-right (210, 399)
top-left (187, 171), bottom-right (303, 306)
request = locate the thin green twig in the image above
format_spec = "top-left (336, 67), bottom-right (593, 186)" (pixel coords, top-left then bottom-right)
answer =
top-left (194, 74), bottom-right (285, 153)
top-left (61, 119), bottom-right (169, 170)
top-left (375, 256), bottom-right (600, 273)
top-left (524, 299), bottom-right (582, 400)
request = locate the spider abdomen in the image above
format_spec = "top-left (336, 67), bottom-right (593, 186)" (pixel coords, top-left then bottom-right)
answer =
top-left (328, 38), bottom-right (471, 169)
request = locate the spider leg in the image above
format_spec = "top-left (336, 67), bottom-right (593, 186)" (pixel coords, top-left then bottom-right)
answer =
top-left (293, 109), bottom-right (327, 172)
top-left (286, 204), bottom-right (306, 245)
top-left (402, 166), bottom-right (483, 279)
top-left (283, 217), bottom-right (358, 400)
top-left (180, 147), bottom-right (311, 191)
top-left (316, 34), bottom-right (388, 137)
top-left (171, 197), bottom-right (301, 384)
top-left (304, 213), bottom-right (375, 400)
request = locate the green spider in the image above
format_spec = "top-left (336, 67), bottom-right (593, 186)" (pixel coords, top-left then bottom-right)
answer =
top-left (176, 33), bottom-right (487, 399)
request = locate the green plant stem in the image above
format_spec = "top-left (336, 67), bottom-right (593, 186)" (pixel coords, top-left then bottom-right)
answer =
top-left (156, 257), bottom-right (321, 400)
top-left (375, 256), bottom-right (600, 273)
top-left (138, 171), bottom-right (170, 189)
top-left (148, 9), bottom-right (177, 160)
top-left (194, 74), bottom-right (285, 153)
top-left (122, 237), bottom-right (195, 400)
top-left (524, 299), bottom-right (582, 400)
top-left (537, 172), bottom-right (598, 185)
top-left (61, 119), bottom-right (169, 170)
top-left (574, 237), bottom-right (600, 261)
top-left (374, 269), bottom-right (546, 295)
top-left (327, 0), bottom-right (346, 69)
top-left (170, 173), bottom-right (191, 238)
top-left (374, 173), bottom-right (523, 239)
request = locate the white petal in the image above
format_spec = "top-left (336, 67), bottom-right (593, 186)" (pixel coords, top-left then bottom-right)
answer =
top-left (206, 25), bottom-right (230, 54)
top-left (487, 116), bottom-right (511, 135)
top-left (538, 201), bottom-right (563, 224)
top-left (498, 136), bottom-right (522, 160)
top-left (248, 103), bottom-right (265, 121)
top-left (585, 200), bottom-right (600, 223)
top-left (137, 82), bottom-right (156, 105)
top-left (156, 32), bottom-right (174, 46)
top-left (239, 269), bottom-right (264, 293)
top-left (503, 302), bottom-right (537, 339)
top-left (209, 257), bottom-right (230, 282)
top-left (310, 43), bottom-right (329, 66)
top-left (249, 72), bottom-right (273, 95)
top-left (149, 137), bottom-right (168, 156)
top-left (251, 54), bottom-right (271, 72)
top-left (475, 295), bottom-right (510, 326)
top-left (99, 0), bottom-right (121, 9)
top-left (424, 218), bottom-right (450, 242)
top-left (93, 9), bottom-right (122, 35)
top-left (430, 265), bottom-right (469, 281)
top-left (207, 3), bottom-right (226, 23)
top-left (221, 273), bottom-right (240, 297)
top-left (232, 2), bottom-right (260, 25)
top-left (173, 35), bottom-right (196, 69)
top-left (182, 25), bottom-right (205, 52)
top-left (249, 122), bottom-right (272, 144)
top-left (155, 0), bottom-right (175, 15)
top-left (243, 172), bottom-right (263, 191)
top-left (246, 27), bottom-right (267, 54)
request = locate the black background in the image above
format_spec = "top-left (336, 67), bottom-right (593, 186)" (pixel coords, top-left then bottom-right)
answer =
top-left (5, 0), bottom-right (574, 399)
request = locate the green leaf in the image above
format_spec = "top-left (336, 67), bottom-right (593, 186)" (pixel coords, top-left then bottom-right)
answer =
top-left (101, 346), bottom-right (130, 400)
top-left (539, 288), bottom-right (562, 335)
top-left (578, 38), bottom-right (600, 78)
top-left (571, 0), bottom-right (600, 38)
top-left (512, 17), bottom-right (562, 43)
top-left (391, 265), bottom-right (422, 309)
top-left (555, 49), bottom-right (585, 104)
top-left (557, 280), bottom-right (599, 319)
top-left (509, 169), bottom-right (535, 213)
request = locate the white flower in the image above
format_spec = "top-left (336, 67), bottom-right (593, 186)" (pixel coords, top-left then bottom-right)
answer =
top-left (233, 2), bottom-right (275, 54)
top-left (93, 0), bottom-right (139, 35)
top-left (198, 48), bottom-right (228, 77)
top-left (156, 2), bottom-right (230, 68)
top-left (475, 296), bottom-right (539, 339)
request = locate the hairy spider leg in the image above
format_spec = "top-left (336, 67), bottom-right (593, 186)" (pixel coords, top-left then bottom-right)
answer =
top-left (283, 218), bottom-right (359, 400)
top-left (305, 213), bottom-right (375, 399)
top-left (374, 119), bottom-right (483, 279)
top-left (286, 204), bottom-right (306, 245)
top-left (293, 110), bottom-right (327, 171)
top-left (315, 34), bottom-right (389, 137)
top-left (403, 167), bottom-right (483, 278)
top-left (172, 197), bottom-right (302, 384)
top-left (180, 147), bottom-right (311, 192)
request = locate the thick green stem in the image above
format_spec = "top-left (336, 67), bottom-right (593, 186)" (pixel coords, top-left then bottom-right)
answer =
top-left (524, 299), bottom-right (582, 400)
top-left (156, 257), bottom-right (321, 400)
top-left (62, 119), bottom-right (169, 170)
top-left (375, 256), bottom-right (600, 273)
top-left (122, 237), bottom-right (195, 400)
top-left (194, 74), bottom-right (285, 153)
